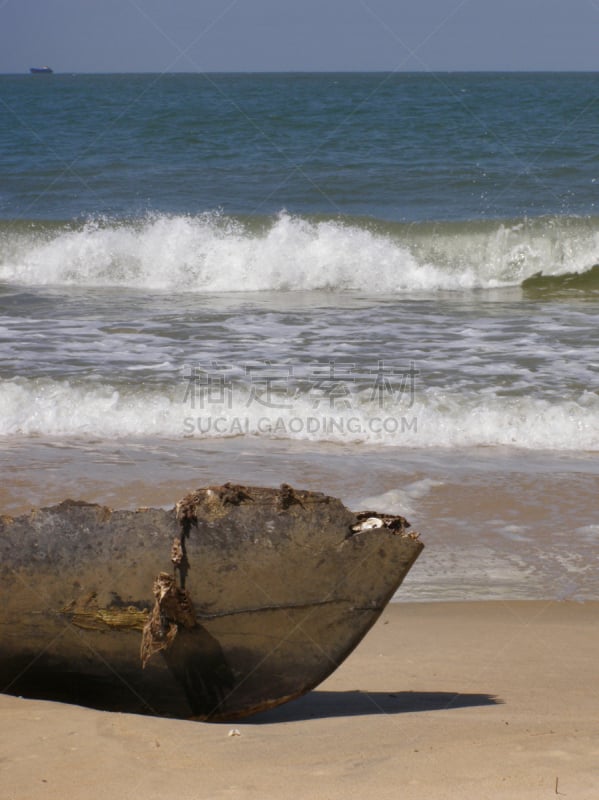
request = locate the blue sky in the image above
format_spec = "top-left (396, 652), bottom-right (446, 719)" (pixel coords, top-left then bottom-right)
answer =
top-left (1, 0), bottom-right (599, 73)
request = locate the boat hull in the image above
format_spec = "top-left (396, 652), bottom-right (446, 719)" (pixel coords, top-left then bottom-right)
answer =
top-left (0, 485), bottom-right (423, 720)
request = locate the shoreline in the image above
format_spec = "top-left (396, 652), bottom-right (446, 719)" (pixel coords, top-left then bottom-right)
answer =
top-left (2, 600), bottom-right (597, 799)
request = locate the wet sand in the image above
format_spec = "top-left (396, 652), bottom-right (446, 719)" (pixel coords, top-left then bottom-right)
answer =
top-left (2, 600), bottom-right (597, 800)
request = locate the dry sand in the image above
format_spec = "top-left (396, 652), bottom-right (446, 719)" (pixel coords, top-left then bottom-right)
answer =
top-left (2, 600), bottom-right (597, 800)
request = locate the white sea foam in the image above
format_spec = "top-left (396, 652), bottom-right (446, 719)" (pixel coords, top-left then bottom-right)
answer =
top-left (1, 213), bottom-right (598, 292)
top-left (352, 479), bottom-right (445, 518)
top-left (2, 377), bottom-right (597, 451)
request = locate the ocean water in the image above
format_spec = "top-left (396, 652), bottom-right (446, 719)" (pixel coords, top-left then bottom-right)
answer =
top-left (1, 72), bottom-right (598, 601)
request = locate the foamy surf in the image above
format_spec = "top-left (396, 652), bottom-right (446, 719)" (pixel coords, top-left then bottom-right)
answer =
top-left (1, 212), bottom-right (598, 293)
top-left (2, 377), bottom-right (597, 451)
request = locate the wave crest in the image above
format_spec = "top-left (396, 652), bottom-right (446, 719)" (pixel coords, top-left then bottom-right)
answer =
top-left (1, 212), bottom-right (599, 293)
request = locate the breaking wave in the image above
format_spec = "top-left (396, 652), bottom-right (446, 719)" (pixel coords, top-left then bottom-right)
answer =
top-left (1, 212), bottom-right (599, 293)
top-left (1, 377), bottom-right (597, 451)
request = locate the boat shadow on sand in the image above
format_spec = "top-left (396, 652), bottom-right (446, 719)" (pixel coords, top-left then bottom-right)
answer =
top-left (248, 689), bottom-right (502, 723)
top-left (1, 678), bottom-right (500, 722)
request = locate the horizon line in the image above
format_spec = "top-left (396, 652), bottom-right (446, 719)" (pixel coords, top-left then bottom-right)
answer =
top-left (6, 68), bottom-right (599, 76)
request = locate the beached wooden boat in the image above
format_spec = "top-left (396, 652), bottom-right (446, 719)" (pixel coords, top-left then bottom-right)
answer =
top-left (0, 484), bottom-right (423, 720)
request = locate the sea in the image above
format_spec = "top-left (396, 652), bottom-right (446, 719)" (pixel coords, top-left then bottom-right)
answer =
top-left (1, 72), bottom-right (598, 602)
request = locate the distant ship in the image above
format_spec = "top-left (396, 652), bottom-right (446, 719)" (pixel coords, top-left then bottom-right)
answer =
top-left (30, 66), bottom-right (53, 74)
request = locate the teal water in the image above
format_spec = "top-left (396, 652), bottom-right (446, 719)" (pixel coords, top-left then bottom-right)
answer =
top-left (0, 72), bottom-right (598, 448)
top-left (2, 72), bottom-right (599, 221)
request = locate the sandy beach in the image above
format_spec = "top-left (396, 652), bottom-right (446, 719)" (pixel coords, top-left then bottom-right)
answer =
top-left (2, 600), bottom-right (597, 800)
